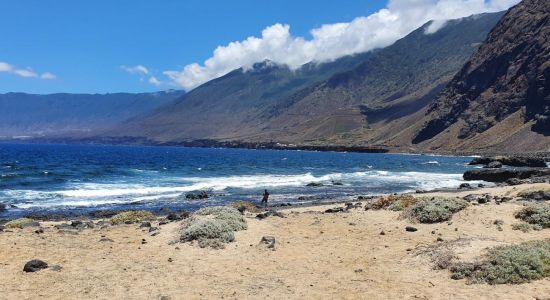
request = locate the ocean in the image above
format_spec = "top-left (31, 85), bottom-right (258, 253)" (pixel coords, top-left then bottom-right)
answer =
top-left (0, 143), bottom-right (481, 218)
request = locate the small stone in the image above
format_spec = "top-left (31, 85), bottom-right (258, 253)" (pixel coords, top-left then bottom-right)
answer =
top-left (99, 238), bottom-right (114, 242)
top-left (149, 227), bottom-right (158, 233)
top-left (168, 258), bottom-right (173, 263)
top-left (379, 231), bottom-right (385, 235)
top-left (260, 236), bottom-right (276, 250)
top-left (436, 237), bottom-right (444, 242)
top-left (34, 228), bottom-right (44, 234)
top-left (405, 226), bottom-right (418, 232)
top-left (23, 260), bottom-right (48, 272)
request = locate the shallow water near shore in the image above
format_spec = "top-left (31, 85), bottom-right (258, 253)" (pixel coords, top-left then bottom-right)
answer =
top-left (0, 143), bottom-right (480, 218)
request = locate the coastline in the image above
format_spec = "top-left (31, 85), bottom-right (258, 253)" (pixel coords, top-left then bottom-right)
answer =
top-left (3, 137), bottom-right (550, 157)
top-left (1, 183), bottom-right (549, 299)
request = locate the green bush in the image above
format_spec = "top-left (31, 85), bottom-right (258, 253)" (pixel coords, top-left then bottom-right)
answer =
top-left (450, 240), bottom-right (550, 284)
top-left (366, 194), bottom-right (418, 211)
top-left (4, 218), bottom-right (36, 229)
top-left (230, 201), bottom-right (261, 213)
top-left (404, 197), bottom-right (468, 223)
top-left (182, 219), bottom-right (235, 243)
top-left (111, 210), bottom-right (155, 225)
top-left (515, 204), bottom-right (550, 228)
top-left (182, 206), bottom-right (247, 249)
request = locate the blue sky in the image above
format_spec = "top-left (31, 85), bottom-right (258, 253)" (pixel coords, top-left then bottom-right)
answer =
top-left (0, 0), bottom-right (385, 94)
top-left (0, 0), bottom-right (518, 94)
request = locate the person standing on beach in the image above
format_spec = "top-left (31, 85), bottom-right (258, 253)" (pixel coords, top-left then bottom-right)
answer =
top-left (261, 189), bottom-right (270, 208)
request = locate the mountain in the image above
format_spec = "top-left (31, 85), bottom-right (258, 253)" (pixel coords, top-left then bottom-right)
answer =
top-left (412, 0), bottom-right (550, 153)
top-left (106, 12), bottom-right (504, 148)
top-left (0, 91), bottom-right (184, 138)
top-left (106, 53), bottom-right (373, 142)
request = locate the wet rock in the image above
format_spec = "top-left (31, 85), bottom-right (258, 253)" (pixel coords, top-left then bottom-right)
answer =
top-left (484, 161), bottom-right (503, 169)
top-left (405, 226), bottom-right (418, 232)
top-left (89, 210), bottom-right (119, 218)
top-left (463, 168), bottom-right (550, 182)
top-left (0, 203), bottom-right (6, 211)
top-left (260, 236), bottom-right (276, 250)
top-left (306, 182), bottom-right (323, 187)
top-left (331, 181), bottom-right (344, 186)
top-left (23, 260), bottom-right (48, 272)
top-left (185, 191), bottom-right (209, 200)
top-left (459, 183), bottom-right (472, 189)
top-left (469, 156), bottom-right (547, 168)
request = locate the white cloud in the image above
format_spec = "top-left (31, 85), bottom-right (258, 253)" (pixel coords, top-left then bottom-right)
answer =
top-left (0, 62), bottom-right (14, 72)
top-left (13, 69), bottom-right (38, 78)
top-left (165, 0), bottom-right (519, 91)
top-left (0, 61), bottom-right (55, 79)
top-left (148, 76), bottom-right (162, 87)
top-left (41, 72), bottom-right (57, 80)
top-left (121, 65), bottom-right (149, 75)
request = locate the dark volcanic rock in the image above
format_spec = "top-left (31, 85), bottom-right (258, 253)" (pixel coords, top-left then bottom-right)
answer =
top-left (0, 203), bottom-right (6, 211)
top-left (405, 226), bottom-right (418, 232)
top-left (185, 191), bottom-right (209, 200)
top-left (484, 161), bottom-right (503, 169)
top-left (463, 168), bottom-right (550, 182)
top-left (23, 260), bottom-right (48, 272)
top-left (470, 156), bottom-right (546, 168)
top-left (306, 182), bottom-right (324, 187)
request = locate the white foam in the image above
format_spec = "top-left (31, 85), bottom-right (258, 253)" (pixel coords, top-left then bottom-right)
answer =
top-left (3, 170), bottom-right (477, 209)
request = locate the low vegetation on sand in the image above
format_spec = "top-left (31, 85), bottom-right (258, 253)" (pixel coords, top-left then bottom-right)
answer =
top-left (515, 203), bottom-right (550, 229)
top-left (230, 201), bottom-right (261, 214)
top-left (403, 197), bottom-right (468, 223)
top-left (365, 194), bottom-right (419, 211)
top-left (181, 206), bottom-right (247, 249)
top-left (450, 240), bottom-right (550, 284)
top-left (110, 211), bottom-right (155, 225)
top-left (4, 218), bottom-right (36, 229)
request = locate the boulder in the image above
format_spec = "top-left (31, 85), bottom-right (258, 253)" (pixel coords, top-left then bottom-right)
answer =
top-left (484, 161), bottom-right (503, 169)
top-left (324, 207), bottom-right (345, 213)
top-left (469, 156), bottom-right (547, 168)
top-left (306, 182), bottom-right (323, 187)
top-left (256, 210), bottom-right (285, 220)
top-left (463, 168), bottom-right (550, 182)
top-left (23, 260), bottom-right (48, 272)
top-left (520, 190), bottom-right (550, 201)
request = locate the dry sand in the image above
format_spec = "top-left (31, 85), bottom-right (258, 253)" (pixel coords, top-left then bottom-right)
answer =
top-left (1, 183), bottom-right (550, 300)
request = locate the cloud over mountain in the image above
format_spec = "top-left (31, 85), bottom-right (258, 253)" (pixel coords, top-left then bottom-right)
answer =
top-left (0, 61), bottom-right (56, 80)
top-left (164, 0), bottom-right (519, 91)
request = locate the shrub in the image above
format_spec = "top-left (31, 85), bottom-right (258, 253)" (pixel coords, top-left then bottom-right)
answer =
top-left (230, 201), bottom-right (261, 214)
top-left (450, 240), bottom-right (550, 284)
top-left (366, 194), bottom-right (418, 211)
top-left (4, 218), bottom-right (36, 229)
top-left (182, 206), bottom-right (247, 249)
top-left (512, 223), bottom-right (533, 232)
top-left (515, 204), bottom-right (550, 228)
top-left (403, 197), bottom-right (468, 223)
top-left (111, 210), bottom-right (155, 225)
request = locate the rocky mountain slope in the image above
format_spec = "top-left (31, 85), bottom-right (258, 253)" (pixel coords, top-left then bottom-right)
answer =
top-left (411, 0), bottom-right (550, 153)
top-left (106, 12), bottom-right (503, 148)
top-left (0, 91), bottom-right (184, 138)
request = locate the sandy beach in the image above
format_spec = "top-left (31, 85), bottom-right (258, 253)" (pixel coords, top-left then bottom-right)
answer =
top-left (1, 183), bottom-right (549, 300)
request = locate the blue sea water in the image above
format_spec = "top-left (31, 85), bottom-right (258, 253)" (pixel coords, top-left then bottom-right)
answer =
top-left (0, 143), bottom-right (481, 218)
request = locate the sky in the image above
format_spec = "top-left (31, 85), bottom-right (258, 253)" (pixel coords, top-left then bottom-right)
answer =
top-left (0, 0), bottom-right (519, 94)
